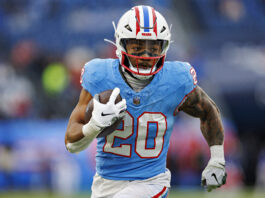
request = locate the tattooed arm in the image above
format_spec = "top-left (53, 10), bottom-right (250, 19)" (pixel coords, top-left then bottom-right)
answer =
top-left (179, 86), bottom-right (226, 191)
top-left (179, 86), bottom-right (224, 146)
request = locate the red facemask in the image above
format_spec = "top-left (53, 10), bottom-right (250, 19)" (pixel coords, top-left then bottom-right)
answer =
top-left (120, 39), bottom-right (167, 76)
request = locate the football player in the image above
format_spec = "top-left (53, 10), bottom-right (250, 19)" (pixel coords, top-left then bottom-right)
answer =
top-left (65, 5), bottom-right (227, 197)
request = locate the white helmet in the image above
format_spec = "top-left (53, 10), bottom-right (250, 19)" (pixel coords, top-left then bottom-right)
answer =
top-left (114, 5), bottom-right (171, 80)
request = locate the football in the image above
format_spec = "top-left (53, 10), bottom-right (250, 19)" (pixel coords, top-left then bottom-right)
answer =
top-left (85, 89), bottom-right (123, 137)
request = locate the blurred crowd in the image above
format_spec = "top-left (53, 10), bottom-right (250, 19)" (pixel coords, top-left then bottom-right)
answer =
top-left (0, 0), bottom-right (132, 119)
top-left (0, 39), bottom-right (98, 119)
top-left (0, 0), bottom-right (265, 192)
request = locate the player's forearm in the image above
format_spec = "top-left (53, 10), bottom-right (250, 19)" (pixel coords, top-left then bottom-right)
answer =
top-left (65, 118), bottom-right (102, 153)
top-left (200, 105), bottom-right (224, 146)
top-left (66, 122), bottom-right (85, 143)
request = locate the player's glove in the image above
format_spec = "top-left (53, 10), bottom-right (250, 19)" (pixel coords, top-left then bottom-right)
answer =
top-left (201, 145), bottom-right (227, 192)
top-left (92, 87), bottom-right (127, 128)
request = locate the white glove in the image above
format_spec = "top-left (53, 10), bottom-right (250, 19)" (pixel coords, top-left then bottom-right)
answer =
top-left (92, 88), bottom-right (126, 128)
top-left (201, 145), bottom-right (227, 192)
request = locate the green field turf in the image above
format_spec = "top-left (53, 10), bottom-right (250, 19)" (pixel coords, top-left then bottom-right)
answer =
top-left (0, 189), bottom-right (264, 198)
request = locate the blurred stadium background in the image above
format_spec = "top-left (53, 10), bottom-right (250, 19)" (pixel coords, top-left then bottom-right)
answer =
top-left (0, 0), bottom-right (265, 197)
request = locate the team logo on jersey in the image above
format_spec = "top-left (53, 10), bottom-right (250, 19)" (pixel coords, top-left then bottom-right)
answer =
top-left (133, 96), bottom-right (141, 105)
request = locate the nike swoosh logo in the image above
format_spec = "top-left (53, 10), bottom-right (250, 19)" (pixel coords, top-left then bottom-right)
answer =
top-left (211, 173), bottom-right (220, 185)
top-left (101, 112), bottom-right (115, 116)
top-left (219, 163), bottom-right (225, 168)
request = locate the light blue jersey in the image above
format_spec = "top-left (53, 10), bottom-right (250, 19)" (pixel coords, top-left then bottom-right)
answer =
top-left (81, 59), bottom-right (197, 180)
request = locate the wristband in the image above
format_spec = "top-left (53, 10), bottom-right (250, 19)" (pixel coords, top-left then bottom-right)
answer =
top-left (210, 145), bottom-right (225, 161)
top-left (82, 117), bottom-right (103, 137)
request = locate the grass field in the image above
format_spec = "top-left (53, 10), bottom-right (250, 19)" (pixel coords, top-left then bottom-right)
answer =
top-left (0, 189), bottom-right (264, 198)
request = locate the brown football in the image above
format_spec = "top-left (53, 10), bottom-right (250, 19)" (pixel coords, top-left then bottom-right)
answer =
top-left (85, 89), bottom-right (123, 137)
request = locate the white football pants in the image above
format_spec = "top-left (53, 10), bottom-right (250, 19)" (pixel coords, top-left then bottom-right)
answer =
top-left (91, 169), bottom-right (171, 198)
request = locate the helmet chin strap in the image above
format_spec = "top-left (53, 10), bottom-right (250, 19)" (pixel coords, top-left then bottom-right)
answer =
top-left (128, 60), bottom-right (157, 80)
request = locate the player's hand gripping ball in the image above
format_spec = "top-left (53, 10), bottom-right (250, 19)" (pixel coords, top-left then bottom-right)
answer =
top-left (85, 89), bottom-right (126, 137)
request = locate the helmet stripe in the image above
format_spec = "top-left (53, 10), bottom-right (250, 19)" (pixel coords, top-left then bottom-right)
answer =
top-left (142, 6), bottom-right (150, 32)
top-left (152, 8), bottom-right (157, 36)
top-left (135, 6), bottom-right (140, 35)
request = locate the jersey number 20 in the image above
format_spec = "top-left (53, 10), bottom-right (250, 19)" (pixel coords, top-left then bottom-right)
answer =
top-left (103, 111), bottom-right (167, 158)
